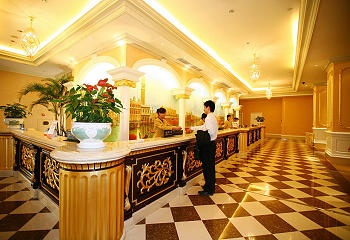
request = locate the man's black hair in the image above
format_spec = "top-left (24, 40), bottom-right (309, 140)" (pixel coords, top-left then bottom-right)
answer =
top-left (204, 100), bottom-right (215, 112)
top-left (157, 107), bottom-right (166, 114)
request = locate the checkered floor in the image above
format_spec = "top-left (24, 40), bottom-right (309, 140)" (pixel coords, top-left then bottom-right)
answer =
top-left (0, 138), bottom-right (349, 240)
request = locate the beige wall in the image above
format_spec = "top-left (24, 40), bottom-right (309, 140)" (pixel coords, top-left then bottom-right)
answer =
top-left (0, 70), bottom-right (55, 131)
top-left (240, 95), bottom-right (313, 136)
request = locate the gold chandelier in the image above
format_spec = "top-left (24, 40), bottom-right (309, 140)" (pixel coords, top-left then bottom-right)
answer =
top-left (20, 16), bottom-right (40, 58)
top-left (250, 53), bottom-right (260, 81)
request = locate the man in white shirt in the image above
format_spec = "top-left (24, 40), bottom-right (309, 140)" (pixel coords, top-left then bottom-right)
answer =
top-left (191, 100), bottom-right (218, 196)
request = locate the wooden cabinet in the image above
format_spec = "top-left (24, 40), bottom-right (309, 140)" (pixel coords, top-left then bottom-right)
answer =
top-left (0, 134), bottom-right (15, 170)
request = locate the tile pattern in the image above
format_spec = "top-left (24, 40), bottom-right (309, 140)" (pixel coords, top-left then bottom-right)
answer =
top-left (0, 138), bottom-right (349, 240)
top-left (0, 175), bottom-right (59, 240)
top-left (127, 139), bottom-right (350, 240)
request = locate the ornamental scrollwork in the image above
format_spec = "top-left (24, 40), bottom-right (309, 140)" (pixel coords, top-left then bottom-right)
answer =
top-left (227, 138), bottom-right (235, 153)
top-left (186, 150), bottom-right (202, 172)
top-left (137, 157), bottom-right (173, 194)
top-left (215, 141), bottom-right (223, 158)
top-left (43, 156), bottom-right (60, 190)
top-left (21, 145), bottom-right (36, 172)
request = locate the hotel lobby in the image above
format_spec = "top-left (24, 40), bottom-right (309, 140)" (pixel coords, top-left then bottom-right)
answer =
top-left (0, 0), bottom-right (349, 239)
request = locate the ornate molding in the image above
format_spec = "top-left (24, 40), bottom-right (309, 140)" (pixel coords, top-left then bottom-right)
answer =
top-left (43, 156), bottom-right (60, 190)
top-left (124, 165), bottom-right (132, 211)
top-left (136, 157), bottom-right (173, 194)
top-left (21, 145), bottom-right (36, 172)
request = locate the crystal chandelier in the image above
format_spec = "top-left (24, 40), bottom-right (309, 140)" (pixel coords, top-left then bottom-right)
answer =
top-left (20, 17), bottom-right (40, 58)
top-left (266, 82), bottom-right (272, 99)
top-left (250, 53), bottom-right (260, 81)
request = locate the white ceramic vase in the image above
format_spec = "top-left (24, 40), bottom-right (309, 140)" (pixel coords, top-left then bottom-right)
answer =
top-left (4, 118), bottom-right (24, 129)
top-left (71, 122), bottom-right (112, 149)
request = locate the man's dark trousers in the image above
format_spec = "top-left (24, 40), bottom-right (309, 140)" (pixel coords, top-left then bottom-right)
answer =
top-left (200, 140), bottom-right (216, 194)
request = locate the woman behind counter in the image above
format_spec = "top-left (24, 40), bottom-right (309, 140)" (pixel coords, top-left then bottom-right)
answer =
top-left (152, 107), bottom-right (182, 138)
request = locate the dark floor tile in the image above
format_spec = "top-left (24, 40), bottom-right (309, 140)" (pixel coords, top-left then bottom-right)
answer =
top-left (301, 228), bottom-right (342, 240)
top-left (267, 190), bottom-right (294, 200)
top-left (300, 210), bottom-right (346, 228)
top-left (171, 206), bottom-right (201, 222)
top-left (298, 188), bottom-right (328, 197)
top-left (271, 175), bottom-right (295, 182)
top-left (39, 207), bottom-right (51, 213)
top-left (255, 214), bottom-right (296, 234)
top-left (0, 201), bottom-right (25, 214)
top-left (218, 203), bottom-right (250, 218)
top-left (221, 172), bottom-right (239, 178)
top-left (260, 200), bottom-right (295, 213)
top-left (203, 218), bottom-right (242, 239)
top-left (235, 183), bottom-right (251, 189)
top-left (188, 195), bottom-right (215, 206)
top-left (228, 192), bottom-right (256, 203)
top-left (146, 223), bottom-right (179, 240)
top-left (136, 219), bottom-right (145, 225)
top-left (298, 180), bottom-right (322, 187)
top-left (0, 214), bottom-right (35, 231)
top-left (268, 182), bottom-right (293, 190)
top-left (53, 221), bottom-right (59, 229)
top-left (299, 197), bottom-right (335, 209)
top-left (8, 230), bottom-right (50, 240)
top-left (216, 178), bottom-right (237, 185)
top-left (242, 177), bottom-right (264, 183)
top-left (245, 234), bottom-right (278, 240)
top-left (214, 185), bottom-right (226, 193)
top-left (0, 191), bottom-right (18, 201)
top-left (0, 183), bottom-right (12, 190)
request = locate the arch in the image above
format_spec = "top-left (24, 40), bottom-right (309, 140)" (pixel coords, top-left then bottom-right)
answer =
top-left (75, 56), bottom-right (120, 84)
top-left (132, 58), bottom-right (182, 87)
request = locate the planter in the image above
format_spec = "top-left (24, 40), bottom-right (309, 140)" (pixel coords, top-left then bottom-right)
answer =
top-left (4, 118), bottom-right (24, 129)
top-left (71, 122), bottom-right (112, 149)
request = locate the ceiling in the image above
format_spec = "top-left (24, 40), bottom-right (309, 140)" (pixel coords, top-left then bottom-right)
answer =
top-left (0, 0), bottom-right (349, 98)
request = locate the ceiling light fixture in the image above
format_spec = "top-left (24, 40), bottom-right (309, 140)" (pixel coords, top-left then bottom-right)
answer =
top-left (20, 16), bottom-right (40, 58)
top-left (266, 82), bottom-right (272, 99)
top-left (250, 53), bottom-right (260, 81)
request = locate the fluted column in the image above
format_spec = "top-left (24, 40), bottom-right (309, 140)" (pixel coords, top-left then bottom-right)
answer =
top-left (312, 84), bottom-right (327, 150)
top-left (325, 61), bottom-right (350, 159)
top-left (172, 87), bottom-right (193, 130)
top-left (109, 67), bottom-right (144, 141)
top-left (51, 143), bottom-right (131, 240)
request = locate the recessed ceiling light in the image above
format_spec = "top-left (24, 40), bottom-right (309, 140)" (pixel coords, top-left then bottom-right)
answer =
top-left (229, 9), bottom-right (235, 14)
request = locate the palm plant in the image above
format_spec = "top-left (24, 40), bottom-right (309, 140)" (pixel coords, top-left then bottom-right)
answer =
top-left (18, 74), bottom-right (73, 135)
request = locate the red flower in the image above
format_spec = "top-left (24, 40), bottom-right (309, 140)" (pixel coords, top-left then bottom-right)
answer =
top-left (97, 78), bottom-right (108, 87)
top-left (85, 84), bottom-right (95, 92)
top-left (108, 99), bottom-right (115, 103)
top-left (102, 93), bottom-right (109, 98)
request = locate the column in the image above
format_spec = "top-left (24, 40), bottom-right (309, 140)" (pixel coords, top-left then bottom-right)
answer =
top-left (172, 87), bottom-right (193, 130)
top-left (325, 61), bottom-right (350, 159)
top-left (312, 84), bottom-right (327, 150)
top-left (51, 143), bottom-right (131, 240)
top-left (221, 102), bottom-right (231, 119)
top-left (109, 67), bottom-right (144, 141)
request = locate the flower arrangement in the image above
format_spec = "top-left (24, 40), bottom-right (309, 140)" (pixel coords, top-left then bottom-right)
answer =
top-left (64, 78), bottom-right (123, 123)
top-left (1, 103), bottom-right (30, 118)
top-left (256, 116), bottom-right (265, 122)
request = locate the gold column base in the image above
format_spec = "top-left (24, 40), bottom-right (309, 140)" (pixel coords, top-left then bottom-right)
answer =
top-left (59, 161), bottom-right (125, 240)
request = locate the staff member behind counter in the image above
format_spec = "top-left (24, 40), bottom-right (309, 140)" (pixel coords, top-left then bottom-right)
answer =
top-left (152, 107), bottom-right (182, 138)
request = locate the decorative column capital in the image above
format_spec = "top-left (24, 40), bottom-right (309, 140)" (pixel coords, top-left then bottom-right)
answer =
top-left (221, 102), bottom-right (231, 109)
top-left (172, 87), bottom-right (194, 99)
top-left (233, 105), bottom-right (242, 111)
top-left (108, 66), bottom-right (144, 88)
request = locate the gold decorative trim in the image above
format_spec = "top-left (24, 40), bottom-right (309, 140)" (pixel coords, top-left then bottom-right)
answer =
top-left (21, 145), bottom-right (36, 172)
top-left (181, 150), bottom-right (187, 180)
top-left (43, 156), bottom-right (60, 190)
top-left (215, 141), bottom-right (223, 158)
top-left (59, 158), bottom-right (124, 171)
top-left (124, 165), bottom-right (132, 211)
top-left (227, 137), bottom-right (235, 153)
top-left (186, 149), bottom-right (202, 172)
top-left (136, 157), bottom-right (173, 194)
top-left (128, 143), bottom-right (183, 156)
top-left (174, 94), bottom-right (190, 99)
top-left (114, 79), bottom-right (136, 88)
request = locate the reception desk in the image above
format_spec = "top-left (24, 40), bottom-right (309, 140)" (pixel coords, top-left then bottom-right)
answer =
top-left (0, 126), bottom-right (264, 228)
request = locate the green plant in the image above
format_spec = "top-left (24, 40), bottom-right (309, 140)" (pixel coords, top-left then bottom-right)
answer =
top-left (18, 74), bottom-right (73, 134)
top-left (1, 103), bottom-right (29, 118)
top-left (63, 78), bottom-right (123, 122)
top-left (256, 116), bottom-right (265, 122)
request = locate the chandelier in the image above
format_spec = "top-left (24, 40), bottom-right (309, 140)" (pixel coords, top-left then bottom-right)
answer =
top-left (266, 82), bottom-right (272, 99)
top-left (250, 53), bottom-right (260, 81)
top-left (20, 17), bottom-right (40, 58)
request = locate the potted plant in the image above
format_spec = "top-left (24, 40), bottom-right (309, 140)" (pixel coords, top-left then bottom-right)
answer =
top-left (18, 74), bottom-right (73, 135)
top-left (62, 78), bottom-right (123, 148)
top-left (1, 103), bottom-right (30, 128)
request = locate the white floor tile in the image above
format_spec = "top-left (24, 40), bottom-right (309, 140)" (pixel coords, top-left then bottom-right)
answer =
top-left (145, 207), bottom-right (174, 224)
top-left (195, 205), bottom-right (227, 220)
top-left (19, 213), bottom-right (58, 231)
top-left (277, 212), bottom-right (322, 231)
top-left (175, 220), bottom-right (212, 240)
top-left (229, 216), bottom-right (270, 237)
